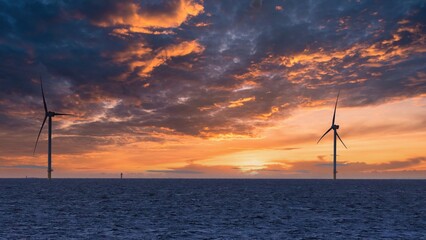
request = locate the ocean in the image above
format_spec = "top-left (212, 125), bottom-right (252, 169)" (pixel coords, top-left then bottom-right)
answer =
top-left (0, 179), bottom-right (425, 239)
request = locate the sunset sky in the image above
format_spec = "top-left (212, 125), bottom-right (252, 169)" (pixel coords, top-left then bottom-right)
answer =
top-left (0, 0), bottom-right (425, 178)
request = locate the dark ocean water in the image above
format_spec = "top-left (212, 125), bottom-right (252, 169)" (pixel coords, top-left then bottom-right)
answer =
top-left (0, 179), bottom-right (425, 239)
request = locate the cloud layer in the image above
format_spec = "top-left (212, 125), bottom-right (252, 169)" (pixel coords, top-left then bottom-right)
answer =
top-left (0, 0), bottom-right (425, 177)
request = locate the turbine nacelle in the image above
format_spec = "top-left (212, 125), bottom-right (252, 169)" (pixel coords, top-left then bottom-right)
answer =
top-left (333, 124), bottom-right (339, 130)
top-left (45, 111), bottom-right (72, 118)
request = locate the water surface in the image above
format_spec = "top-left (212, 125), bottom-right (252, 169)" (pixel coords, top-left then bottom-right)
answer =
top-left (0, 179), bottom-right (424, 239)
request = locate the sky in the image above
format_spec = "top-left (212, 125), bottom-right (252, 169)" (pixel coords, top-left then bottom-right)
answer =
top-left (0, 0), bottom-right (425, 179)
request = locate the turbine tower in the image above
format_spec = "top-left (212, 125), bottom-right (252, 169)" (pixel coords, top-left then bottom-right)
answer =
top-left (34, 77), bottom-right (72, 180)
top-left (317, 91), bottom-right (347, 180)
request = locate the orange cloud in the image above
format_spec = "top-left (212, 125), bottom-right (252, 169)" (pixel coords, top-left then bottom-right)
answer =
top-left (113, 43), bottom-right (152, 63)
top-left (93, 0), bottom-right (204, 35)
top-left (133, 40), bottom-right (205, 77)
top-left (280, 48), bottom-right (352, 68)
top-left (147, 40), bottom-right (203, 72)
top-left (113, 40), bottom-right (204, 78)
top-left (257, 106), bottom-right (279, 119)
top-left (228, 96), bottom-right (256, 108)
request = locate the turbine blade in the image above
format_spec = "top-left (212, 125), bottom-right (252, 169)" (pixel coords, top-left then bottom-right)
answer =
top-left (33, 116), bottom-right (47, 155)
top-left (40, 76), bottom-right (48, 113)
top-left (332, 90), bottom-right (340, 125)
top-left (336, 131), bottom-right (347, 149)
top-left (54, 113), bottom-right (73, 116)
top-left (317, 127), bottom-right (333, 144)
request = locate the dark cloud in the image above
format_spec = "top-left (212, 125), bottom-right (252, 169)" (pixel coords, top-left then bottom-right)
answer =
top-left (0, 165), bottom-right (46, 169)
top-left (345, 157), bottom-right (426, 171)
top-left (0, 0), bottom-right (425, 157)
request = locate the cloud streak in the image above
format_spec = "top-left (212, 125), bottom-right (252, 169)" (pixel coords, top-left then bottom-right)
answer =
top-left (137, 156), bottom-right (426, 179)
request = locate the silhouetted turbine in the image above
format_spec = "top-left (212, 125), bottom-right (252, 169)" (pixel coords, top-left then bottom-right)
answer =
top-left (34, 77), bottom-right (72, 180)
top-left (317, 91), bottom-right (347, 180)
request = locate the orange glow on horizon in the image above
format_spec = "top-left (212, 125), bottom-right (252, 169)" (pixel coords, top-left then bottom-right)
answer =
top-left (3, 96), bottom-right (424, 178)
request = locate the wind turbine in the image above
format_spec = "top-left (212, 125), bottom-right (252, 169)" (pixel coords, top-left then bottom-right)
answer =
top-left (34, 77), bottom-right (72, 180)
top-left (317, 91), bottom-right (347, 180)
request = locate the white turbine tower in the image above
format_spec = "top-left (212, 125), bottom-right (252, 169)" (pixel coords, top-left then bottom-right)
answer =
top-left (317, 91), bottom-right (347, 180)
top-left (34, 77), bottom-right (72, 180)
